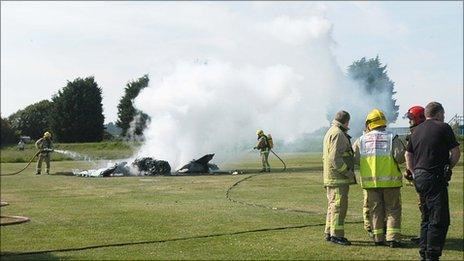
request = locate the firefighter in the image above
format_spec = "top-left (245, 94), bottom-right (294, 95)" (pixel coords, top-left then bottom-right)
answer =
top-left (35, 131), bottom-right (54, 175)
top-left (403, 106), bottom-right (426, 244)
top-left (253, 129), bottom-right (271, 172)
top-left (405, 102), bottom-right (460, 261)
top-left (353, 109), bottom-right (405, 248)
top-left (323, 110), bottom-right (356, 245)
top-left (404, 106), bottom-right (426, 140)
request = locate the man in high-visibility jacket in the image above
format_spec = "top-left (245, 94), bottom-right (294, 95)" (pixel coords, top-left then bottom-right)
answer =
top-left (323, 110), bottom-right (356, 245)
top-left (353, 109), bottom-right (405, 248)
top-left (35, 131), bottom-right (54, 175)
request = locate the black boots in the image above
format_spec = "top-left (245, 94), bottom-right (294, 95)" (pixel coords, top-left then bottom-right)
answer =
top-left (387, 240), bottom-right (403, 248)
top-left (374, 240), bottom-right (403, 248)
top-left (330, 236), bottom-right (351, 245)
top-left (411, 237), bottom-right (420, 245)
top-left (324, 233), bottom-right (331, 241)
top-left (324, 234), bottom-right (351, 246)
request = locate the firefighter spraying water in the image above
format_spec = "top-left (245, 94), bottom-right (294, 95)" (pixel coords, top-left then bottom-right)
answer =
top-left (35, 131), bottom-right (54, 175)
top-left (1, 132), bottom-right (55, 176)
top-left (0, 132), bottom-right (96, 176)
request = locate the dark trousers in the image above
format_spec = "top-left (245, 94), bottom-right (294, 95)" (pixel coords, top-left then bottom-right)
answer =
top-left (414, 169), bottom-right (450, 260)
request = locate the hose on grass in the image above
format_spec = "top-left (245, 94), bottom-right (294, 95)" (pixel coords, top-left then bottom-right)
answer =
top-left (1, 172), bottom-right (362, 256)
top-left (0, 151), bottom-right (41, 176)
top-left (0, 201), bottom-right (31, 226)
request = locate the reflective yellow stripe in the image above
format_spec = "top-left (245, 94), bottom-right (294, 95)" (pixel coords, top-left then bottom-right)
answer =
top-left (324, 179), bottom-right (352, 185)
top-left (386, 228), bottom-right (401, 234)
top-left (338, 163), bottom-right (348, 173)
top-left (372, 229), bottom-right (384, 235)
top-left (361, 176), bottom-right (402, 182)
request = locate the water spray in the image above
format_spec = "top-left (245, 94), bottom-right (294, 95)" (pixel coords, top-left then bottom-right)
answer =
top-left (1, 149), bottom-right (98, 176)
top-left (54, 149), bottom-right (95, 163)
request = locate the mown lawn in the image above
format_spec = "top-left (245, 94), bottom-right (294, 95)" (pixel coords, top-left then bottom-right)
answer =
top-left (0, 153), bottom-right (462, 260)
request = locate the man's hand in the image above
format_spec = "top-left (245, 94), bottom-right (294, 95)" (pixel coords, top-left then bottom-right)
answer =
top-left (404, 169), bottom-right (414, 181)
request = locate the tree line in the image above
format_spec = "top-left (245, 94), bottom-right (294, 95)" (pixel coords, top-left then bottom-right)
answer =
top-left (1, 75), bottom-right (150, 146)
top-left (1, 56), bottom-right (400, 146)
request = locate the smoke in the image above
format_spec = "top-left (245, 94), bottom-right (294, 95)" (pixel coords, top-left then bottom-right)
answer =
top-left (326, 79), bottom-right (397, 138)
top-left (131, 7), bottom-right (398, 168)
top-left (124, 112), bottom-right (150, 142)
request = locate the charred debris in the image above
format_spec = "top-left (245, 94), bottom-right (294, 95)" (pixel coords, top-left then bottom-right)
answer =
top-left (74, 153), bottom-right (241, 177)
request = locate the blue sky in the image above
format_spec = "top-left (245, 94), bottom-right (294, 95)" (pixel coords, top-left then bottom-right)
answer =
top-left (1, 1), bottom-right (462, 126)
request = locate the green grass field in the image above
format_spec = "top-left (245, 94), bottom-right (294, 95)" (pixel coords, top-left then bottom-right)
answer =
top-left (0, 150), bottom-right (463, 260)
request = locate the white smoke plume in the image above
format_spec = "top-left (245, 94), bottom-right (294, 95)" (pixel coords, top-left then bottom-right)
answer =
top-left (132, 7), bottom-right (397, 168)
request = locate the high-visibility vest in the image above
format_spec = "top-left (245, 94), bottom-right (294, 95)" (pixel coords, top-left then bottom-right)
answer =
top-left (359, 130), bottom-right (402, 188)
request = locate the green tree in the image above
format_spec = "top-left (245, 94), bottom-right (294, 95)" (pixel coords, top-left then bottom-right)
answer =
top-left (51, 77), bottom-right (105, 142)
top-left (116, 74), bottom-right (150, 137)
top-left (347, 56), bottom-right (399, 123)
top-left (1, 117), bottom-right (17, 147)
top-left (7, 100), bottom-right (53, 140)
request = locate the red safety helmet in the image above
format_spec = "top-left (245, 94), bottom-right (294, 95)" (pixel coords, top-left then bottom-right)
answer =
top-left (404, 106), bottom-right (425, 127)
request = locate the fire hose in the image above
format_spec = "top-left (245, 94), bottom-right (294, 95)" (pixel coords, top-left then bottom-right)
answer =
top-left (2, 173), bottom-right (362, 257)
top-left (0, 150), bottom-right (43, 176)
top-left (1, 202), bottom-right (30, 226)
top-left (270, 149), bottom-right (286, 171)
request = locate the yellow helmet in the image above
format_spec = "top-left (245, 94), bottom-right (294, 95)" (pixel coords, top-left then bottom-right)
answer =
top-left (256, 129), bottom-right (264, 136)
top-left (43, 131), bottom-right (52, 138)
top-left (366, 109), bottom-right (387, 130)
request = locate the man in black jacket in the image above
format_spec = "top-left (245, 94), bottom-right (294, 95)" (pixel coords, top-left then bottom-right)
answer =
top-left (405, 102), bottom-right (461, 261)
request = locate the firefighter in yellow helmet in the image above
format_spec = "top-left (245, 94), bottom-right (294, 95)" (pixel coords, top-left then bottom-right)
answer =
top-left (323, 111), bottom-right (356, 245)
top-left (253, 129), bottom-right (271, 172)
top-left (353, 109), bottom-right (406, 248)
top-left (35, 131), bottom-right (54, 175)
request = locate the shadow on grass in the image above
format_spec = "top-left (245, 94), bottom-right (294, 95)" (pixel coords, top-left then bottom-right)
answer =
top-left (53, 171), bottom-right (75, 176)
top-left (350, 240), bottom-right (420, 249)
top-left (0, 223), bottom-right (327, 257)
top-left (351, 235), bottom-right (464, 250)
top-left (445, 237), bottom-right (464, 252)
top-left (397, 235), bottom-right (463, 252)
top-left (0, 252), bottom-right (67, 260)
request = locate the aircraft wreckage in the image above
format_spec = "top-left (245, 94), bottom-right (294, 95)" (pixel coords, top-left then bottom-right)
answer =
top-left (73, 154), bottom-right (233, 177)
